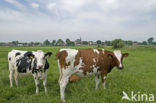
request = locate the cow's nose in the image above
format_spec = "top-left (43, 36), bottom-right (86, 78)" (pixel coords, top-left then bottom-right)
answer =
top-left (118, 66), bottom-right (123, 69)
top-left (118, 64), bottom-right (123, 69)
top-left (38, 65), bottom-right (43, 69)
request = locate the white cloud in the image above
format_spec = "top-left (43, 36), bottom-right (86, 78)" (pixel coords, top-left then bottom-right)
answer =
top-left (47, 3), bottom-right (56, 10)
top-left (46, 2), bottom-right (61, 17)
top-left (4, 0), bottom-right (26, 10)
top-left (59, 0), bottom-right (89, 13)
top-left (1, 0), bottom-right (156, 42)
top-left (31, 3), bottom-right (39, 9)
top-left (0, 9), bottom-right (21, 21)
top-left (97, 0), bottom-right (119, 10)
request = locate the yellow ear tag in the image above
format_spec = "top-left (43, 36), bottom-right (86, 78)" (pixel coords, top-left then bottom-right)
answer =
top-left (30, 56), bottom-right (33, 59)
top-left (46, 55), bottom-right (49, 58)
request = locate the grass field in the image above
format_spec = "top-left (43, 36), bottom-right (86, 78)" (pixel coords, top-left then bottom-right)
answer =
top-left (0, 46), bottom-right (156, 103)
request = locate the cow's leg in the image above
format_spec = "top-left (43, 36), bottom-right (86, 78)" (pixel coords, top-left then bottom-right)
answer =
top-left (95, 75), bottom-right (100, 90)
top-left (33, 74), bottom-right (39, 94)
top-left (59, 74), bottom-right (70, 103)
top-left (14, 70), bottom-right (18, 87)
top-left (9, 64), bottom-right (13, 87)
top-left (101, 73), bottom-right (107, 89)
top-left (43, 71), bottom-right (47, 94)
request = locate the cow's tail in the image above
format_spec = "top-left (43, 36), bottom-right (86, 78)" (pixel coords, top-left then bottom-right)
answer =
top-left (56, 51), bottom-right (63, 82)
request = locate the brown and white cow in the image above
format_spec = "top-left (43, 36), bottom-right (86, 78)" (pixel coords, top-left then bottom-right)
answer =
top-left (57, 48), bottom-right (129, 102)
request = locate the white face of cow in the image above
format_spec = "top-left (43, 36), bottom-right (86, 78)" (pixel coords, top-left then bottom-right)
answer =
top-left (113, 50), bottom-right (123, 69)
top-left (34, 50), bottom-right (52, 69)
top-left (113, 50), bottom-right (129, 69)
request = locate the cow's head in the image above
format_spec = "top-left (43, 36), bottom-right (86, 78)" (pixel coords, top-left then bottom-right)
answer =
top-left (108, 50), bottom-right (128, 69)
top-left (27, 50), bottom-right (52, 69)
top-left (113, 50), bottom-right (129, 69)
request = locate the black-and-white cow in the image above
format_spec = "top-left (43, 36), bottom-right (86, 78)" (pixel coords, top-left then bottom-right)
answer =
top-left (8, 50), bottom-right (52, 94)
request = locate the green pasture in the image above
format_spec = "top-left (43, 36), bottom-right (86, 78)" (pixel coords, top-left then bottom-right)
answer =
top-left (0, 46), bottom-right (156, 103)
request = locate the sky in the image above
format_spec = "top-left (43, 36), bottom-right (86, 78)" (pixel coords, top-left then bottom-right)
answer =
top-left (0, 0), bottom-right (156, 42)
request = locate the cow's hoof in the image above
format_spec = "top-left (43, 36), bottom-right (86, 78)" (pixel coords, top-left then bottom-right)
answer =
top-left (61, 99), bottom-right (66, 103)
top-left (36, 92), bottom-right (39, 94)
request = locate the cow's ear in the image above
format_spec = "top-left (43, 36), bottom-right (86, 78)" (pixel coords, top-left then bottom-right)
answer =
top-left (123, 53), bottom-right (129, 58)
top-left (45, 52), bottom-right (52, 58)
top-left (27, 53), bottom-right (35, 59)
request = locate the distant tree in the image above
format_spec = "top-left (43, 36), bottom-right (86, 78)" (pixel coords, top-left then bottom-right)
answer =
top-left (65, 38), bottom-right (75, 46)
top-left (147, 37), bottom-right (154, 45)
top-left (69, 41), bottom-right (75, 46)
top-left (51, 40), bottom-right (56, 46)
top-left (30, 42), bottom-right (34, 46)
top-left (82, 41), bottom-right (88, 45)
top-left (12, 41), bottom-right (16, 45)
top-left (153, 42), bottom-right (156, 45)
top-left (43, 40), bottom-right (50, 46)
top-left (56, 39), bottom-right (64, 46)
top-left (23, 42), bottom-right (28, 46)
top-left (111, 39), bottom-right (125, 48)
top-left (71, 41), bottom-right (75, 46)
top-left (0, 42), bottom-right (5, 46)
top-left (142, 41), bottom-right (147, 45)
top-left (12, 41), bottom-right (19, 46)
top-left (34, 42), bottom-right (40, 46)
top-left (96, 40), bottom-right (102, 45)
top-left (125, 40), bottom-right (133, 46)
top-left (105, 41), bottom-right (111, 46)
top-left (66, 38), bottom-right (71, 46)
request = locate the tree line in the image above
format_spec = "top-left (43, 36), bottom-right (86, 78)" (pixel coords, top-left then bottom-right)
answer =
top-left (0, 37), bottom-right (155, 48)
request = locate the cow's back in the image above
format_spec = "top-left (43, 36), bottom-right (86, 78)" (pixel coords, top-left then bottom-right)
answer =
top-left (57, 49), bottom-right (78, 68)
top-left (57, 49), bottom-right (104, 70)
top-left (8, 50), bottom-right (25, 65)
top-left (74, 49), bottom-right (101, 64)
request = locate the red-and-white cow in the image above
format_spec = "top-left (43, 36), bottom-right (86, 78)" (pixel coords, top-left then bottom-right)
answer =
top-left (8, 50), bottom-right (52, 94)
top-left (56, 48), bottom-right (128, 102)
